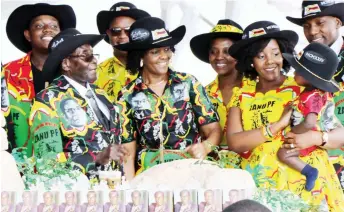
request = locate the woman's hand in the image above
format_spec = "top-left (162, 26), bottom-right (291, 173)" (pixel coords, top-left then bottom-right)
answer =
top-left (282, 131), bottom-right (321, 153)
top-left (185, 142), bottom-right (210, 159)
top-left (96, 144), bottom-right (129, 164)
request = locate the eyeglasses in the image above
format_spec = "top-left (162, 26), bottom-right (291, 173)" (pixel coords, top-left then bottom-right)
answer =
top-left (108, 27), bottom-right (130, 36)
top-left (68, 54), bottom-right (100, 62)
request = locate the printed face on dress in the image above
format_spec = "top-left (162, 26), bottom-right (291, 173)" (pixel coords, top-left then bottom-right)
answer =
top-left (204, 190), bottom-right (214, 204)
top-left (131, 191), bottom-right (141, 206)
top-left (180, 190), bottom-right (190, 205)
top-left (131, 92), bottom-right (150, 110)
top-left (43, 192), bottom-right (53, 205)
top-left (209, 38), bottom-right (237, 76)
top-left (1, 192), bottom-right (10, 206)
top-left (154, 192), bottom-right (164, 206)
top-left (172, 83), bottom-right (188, 102)
top-left (65, 192), bottom-right (75, 205)
top-left (252, 39), bottom-right (283, 82)
top-left (87, 191), bottom-right (97, 205)
top-left (108, 16), bottom-right (135, 47)
top-left (142, 47), bottom-right (172, 76)
top-left (61, 99), bottom-right (87, 128)
top-left (62, 44), bottom-right (98, 84)
top-left (1, 77), bottom-right (9, 107)
top-left (24, 15), bottom-right (60, 51)
top-left (303, 16), bottom-right (342, 46)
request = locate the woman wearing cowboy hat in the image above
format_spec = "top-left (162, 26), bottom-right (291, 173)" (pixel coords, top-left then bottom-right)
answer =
top-left (115, 17), bottom-right (221, 179)
top-left (2, 3), bottom-right (76, 157)
top-left (226, 21), bottom-right (344, 208)
top-left (190, 19), bottom-right (246, 168)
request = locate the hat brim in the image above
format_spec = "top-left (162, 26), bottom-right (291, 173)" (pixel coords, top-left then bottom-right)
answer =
top-left (190, 32), bottom-right (242, 63)
top-left (97, 9), bottom-right (150, 43)
top-left (286, 3), bottom-right (344, 26)
top-left (42, 34), bottom-right (105, 83)
top-left (6, 4), bottom-right (76, 53)
top-left (114, 25), bottom-right (186, 51)
top-left (283, 53), bottom-right (339, 93)
top-left (228, 30), bottom-right (298, 57)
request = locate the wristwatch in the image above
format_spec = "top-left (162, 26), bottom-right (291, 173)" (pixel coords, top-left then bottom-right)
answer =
top-left (320, 132), bottom-right (328, 147)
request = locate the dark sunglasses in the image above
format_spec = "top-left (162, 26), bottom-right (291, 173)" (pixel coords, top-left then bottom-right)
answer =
top-left (68, 54), bottom-right (100, 62)
top-left (108, 27), bottom-right (130, 36)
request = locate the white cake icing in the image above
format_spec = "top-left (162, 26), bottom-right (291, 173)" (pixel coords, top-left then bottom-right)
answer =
top-left (128, 159), bottom-right (256, 194)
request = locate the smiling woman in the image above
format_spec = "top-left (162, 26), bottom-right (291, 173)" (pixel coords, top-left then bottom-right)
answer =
top-left (226, 21), bottom-right (344, 209)
top-left (115, 17), bottom-right (221, 179)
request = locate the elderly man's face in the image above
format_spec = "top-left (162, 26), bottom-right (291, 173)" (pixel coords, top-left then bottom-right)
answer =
top-left (109, 192), bottom-right (118, 205)
top-left (87, 192), bottom-right (97, 205)
top-left (65, 192), bottom-right (74, 205)
top-left (43, 192), bottom-right (53, 205)
top-left (180, 191), bottom-right (190, 205)
top-left (155, 192), bottom-right (164, 206)
top-left (64, 44), bottom-right (98, 83)
top-left (303, 16), bottom-right (342, 46)
top-left (204, 191), bottom-right (214, 204)
top-left (22, 192), bottom-right (31, 205)
top-left (131, 93), bottom-right (149, 110)
top-left (1, 192), bottom-right (10, 206)
top-left (131, 192), bottom-right (141, 206)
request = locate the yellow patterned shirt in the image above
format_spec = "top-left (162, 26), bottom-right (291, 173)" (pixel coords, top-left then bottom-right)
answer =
top-left (94, 56), bottom-right (138, 103)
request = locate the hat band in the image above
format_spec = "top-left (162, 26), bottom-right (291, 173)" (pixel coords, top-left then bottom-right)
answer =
top-left (211, 25), bottom-right (243, 33)
top-left (294, 57), bottom-right (340, 89)
top-left (152, 37), bottom-right (172, 44)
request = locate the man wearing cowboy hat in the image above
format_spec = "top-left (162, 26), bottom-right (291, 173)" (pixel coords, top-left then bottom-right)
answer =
top-left (286, 0), bottom-right (344, 191)
top-left (29, 28), bottom-right (128, 182)
top-left (2, 3), bottom-right (76, 156)
top-left (94, 2), bottom-right (150, 103)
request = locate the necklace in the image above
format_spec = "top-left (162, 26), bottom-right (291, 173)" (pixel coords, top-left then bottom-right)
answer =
top-left (144, 78), bottom-right (167, 86)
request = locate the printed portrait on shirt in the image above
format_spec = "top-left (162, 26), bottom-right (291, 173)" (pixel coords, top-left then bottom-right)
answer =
top-left (170, 82), bottom-right (190, 103)
top-left (1, 76), bottom-right (9, 110)
top-left (129, 92), bottom-right (151, 120)
top-left (59, 98), bottom-right (88, 130)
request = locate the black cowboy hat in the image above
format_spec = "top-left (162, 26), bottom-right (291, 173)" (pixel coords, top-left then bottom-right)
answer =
top-left (42, 29), bottom-right (105, 83)
top-left (114, 17), bottom-right (186, 51)
top-left (228, 21), bottom-right (299, 57)
top-left (286, 0), bottom-right (344, 26)
top-left (190, 19), bottom-right (243, 63)
top-left (6, 3), bottom-right (76, 53)
top-left (283, 42), bottom-right (340, 92)
top-left (97, 2), bottom-right (150, 43)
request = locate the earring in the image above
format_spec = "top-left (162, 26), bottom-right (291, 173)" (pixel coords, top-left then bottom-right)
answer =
top-left (250, 64), bottom-right (254, 68)
top-left (140, 59), bottom-right (143, 67)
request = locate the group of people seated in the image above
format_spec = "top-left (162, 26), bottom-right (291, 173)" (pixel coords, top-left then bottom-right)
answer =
top-left (1, 0), bottom-right (344, 210)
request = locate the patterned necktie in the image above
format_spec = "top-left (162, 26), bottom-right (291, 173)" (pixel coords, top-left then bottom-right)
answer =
top-left (85, 89), bottom-right (109, 129)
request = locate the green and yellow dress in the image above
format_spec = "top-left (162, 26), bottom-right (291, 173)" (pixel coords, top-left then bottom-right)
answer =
top-left (230, 77), bottom-right (344, 210)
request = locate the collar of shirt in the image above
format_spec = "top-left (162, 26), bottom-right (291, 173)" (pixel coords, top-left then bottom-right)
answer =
top-left (207, 77), bottom-right (223, 103)
top-left (63, 75), bottom-right (110, 120)
top-left (113, 56), bottom-right (125, 67)
top-left (330, 36), bottom-right (344, 56)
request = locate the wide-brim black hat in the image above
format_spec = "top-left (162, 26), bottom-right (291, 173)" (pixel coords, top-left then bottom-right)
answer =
top-left (42, 29), bottom-right (105, 83)
top-left (286, 1), bottom-right (344, 26)
top-left (97, 2), bottom-right (150, 43)
top-left (6, 3), bottom-right (76, 53)
top-left (228, 21), bottom-right (298, 58)
top-left (190, 19), bottom-right (243, 63)
top-left (283, 42), bottom-right (340, 93)
top-left (115, 17), bottom-right (186, 51)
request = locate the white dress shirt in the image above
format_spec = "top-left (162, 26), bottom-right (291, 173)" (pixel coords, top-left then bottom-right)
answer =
top-left (330, 35), bottom-right (343, 56)
top-left (63, 75), bottom-right (110, 121)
